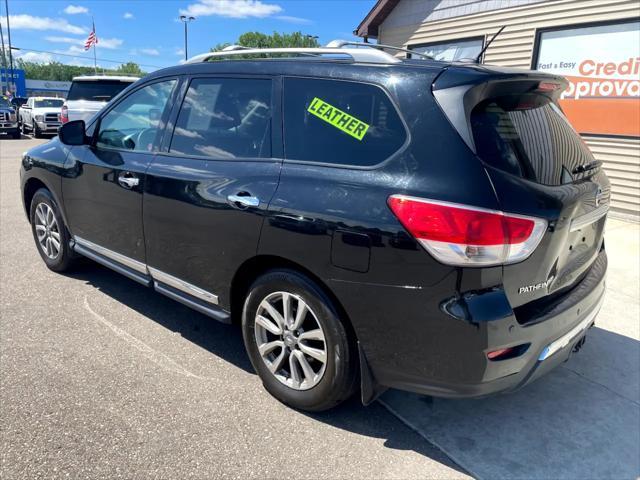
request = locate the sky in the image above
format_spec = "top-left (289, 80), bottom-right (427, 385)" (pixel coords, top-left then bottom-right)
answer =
top-left (1, 0), bottom-right (375, 71)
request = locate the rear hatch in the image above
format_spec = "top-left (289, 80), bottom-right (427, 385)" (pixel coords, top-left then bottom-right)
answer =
top-left (433, 65), bottom-right (610, 322)
top-left (64, 79), bottom-right (136, 122)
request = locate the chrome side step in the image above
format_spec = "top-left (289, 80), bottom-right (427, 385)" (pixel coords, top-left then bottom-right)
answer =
top-left (71, 237), bottom-right (230, 324)
top-left (154, 282), bottom-right (230, 324)
top-left (72, 242), bottom-right (152, 287)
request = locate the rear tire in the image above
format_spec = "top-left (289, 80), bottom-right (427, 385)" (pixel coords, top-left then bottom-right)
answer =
top-left (29, 188), bottom-right (76, 272)
top-left (242, 269), bottom-right (358, 411)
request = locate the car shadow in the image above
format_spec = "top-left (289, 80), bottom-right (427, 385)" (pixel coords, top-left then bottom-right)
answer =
top-left (380, 326), bottom-right (640, 479)
top-left (64, 261), bottom-right (469, 476)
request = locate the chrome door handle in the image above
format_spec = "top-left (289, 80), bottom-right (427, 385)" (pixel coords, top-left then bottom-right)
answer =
top-left (118, 173), bottom-right (139, 189)
top-left (227, 194), bottom-right (260, 208)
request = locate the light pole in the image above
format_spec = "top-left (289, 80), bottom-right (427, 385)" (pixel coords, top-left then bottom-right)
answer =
top-left (179, 15), bottom-right (195, 61)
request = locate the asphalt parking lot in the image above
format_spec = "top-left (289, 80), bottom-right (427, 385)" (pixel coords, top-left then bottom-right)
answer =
top-left (2, 136), bottom-right (639, 479)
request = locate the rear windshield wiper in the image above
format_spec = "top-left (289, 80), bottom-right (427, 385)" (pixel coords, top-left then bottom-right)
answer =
top-left (572, 160), bottom-right (602, 174)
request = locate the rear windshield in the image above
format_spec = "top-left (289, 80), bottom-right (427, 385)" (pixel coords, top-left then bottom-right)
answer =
top-left (34, 99), bottom-right (64, 108)
top-left (67, 80), bottom-right (133, 102)
top-left (471, 95), bottom-right (595, 185)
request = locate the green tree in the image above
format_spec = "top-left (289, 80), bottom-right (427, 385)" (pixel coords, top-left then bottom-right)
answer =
top-left (115, 61), bottom-right (144, 76)
top-left (13, 59), bottom-right (145, 81)
top-left (212, 31), bottom-right (319, 53)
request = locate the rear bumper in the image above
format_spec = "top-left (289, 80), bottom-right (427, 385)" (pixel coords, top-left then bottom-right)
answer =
top-left (338, 251), bottom-right (607, 399)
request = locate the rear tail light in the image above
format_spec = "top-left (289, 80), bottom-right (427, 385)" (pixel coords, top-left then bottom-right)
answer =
top-left (387, 195), bottom-right (547, 266)
top-left (60, 106), bottom-right (68, 124)
top-left (536, 81), bottom-right (563, 92)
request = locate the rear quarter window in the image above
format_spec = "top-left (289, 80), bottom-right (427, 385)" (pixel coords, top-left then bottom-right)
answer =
top-left (283, 78), bottom-right (407, 167)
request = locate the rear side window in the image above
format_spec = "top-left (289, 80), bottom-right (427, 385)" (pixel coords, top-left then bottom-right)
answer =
top-left (471, 95), bottom-right (595, 185)
top-left (283, 78), bottom-right (406, 166)
top-left (170, 77), bottom-right (272, 159)
top-left (67, 80), bottom-right (133, 102)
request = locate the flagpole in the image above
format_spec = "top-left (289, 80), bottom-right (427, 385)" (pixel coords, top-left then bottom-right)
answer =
top-left (92, 17), bottom-right (97, 74)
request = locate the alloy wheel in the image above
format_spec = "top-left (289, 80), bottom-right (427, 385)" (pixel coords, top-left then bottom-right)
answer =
top-left (34, 202), bottom-right (61, 260)
top-left (254, 291), bottom-right (327, 390)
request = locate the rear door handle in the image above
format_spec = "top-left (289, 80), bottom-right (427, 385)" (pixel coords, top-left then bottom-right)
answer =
top-left (227, 193), bottom-right (260, 208)
top-left (118, 172), bottom-right (140, 189)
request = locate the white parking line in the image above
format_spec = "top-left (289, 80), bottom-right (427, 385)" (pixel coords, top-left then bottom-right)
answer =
top-left (82, 295), bottom-right (208, 380)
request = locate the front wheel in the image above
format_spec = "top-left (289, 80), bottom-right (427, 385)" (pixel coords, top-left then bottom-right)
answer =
top-left (242, 270), bottom-right (358, 411)
top-left (29, 188), bottom-right (76, 272)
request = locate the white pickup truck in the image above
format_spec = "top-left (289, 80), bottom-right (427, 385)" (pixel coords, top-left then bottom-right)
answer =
top-left (61, 75), bottom-right (139, 124)
top-left (19, 97), bottom-right (64, 137)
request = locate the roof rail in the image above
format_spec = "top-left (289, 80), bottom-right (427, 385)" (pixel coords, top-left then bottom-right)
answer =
top-left (325, 40), bottom-right (433, 60)
top-left (185, 41), bottom-right (401, 65)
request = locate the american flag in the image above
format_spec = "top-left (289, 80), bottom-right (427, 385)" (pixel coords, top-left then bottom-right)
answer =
top-left (84, 23), bottom-right (98, 51)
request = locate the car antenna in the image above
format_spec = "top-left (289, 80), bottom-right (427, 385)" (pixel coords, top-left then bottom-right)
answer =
top-left (475, 26), bottom-right (505, 63)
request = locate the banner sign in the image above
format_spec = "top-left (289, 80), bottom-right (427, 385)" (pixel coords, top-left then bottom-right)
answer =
top-left (535, 21), bottom-right (640, 137)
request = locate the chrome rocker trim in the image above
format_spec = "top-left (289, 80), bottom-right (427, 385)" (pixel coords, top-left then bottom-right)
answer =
top-left (71, 236), bottom-right (228, 323)
top-left (74, 236), bottom-right (148, 274)
top-left (148, 267), bottom-right (218, 305)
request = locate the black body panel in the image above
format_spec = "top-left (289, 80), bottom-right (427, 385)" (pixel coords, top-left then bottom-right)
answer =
top-left (143, 154), bottom-right (281, 304)
top-left (20, 56), bottom-right (609, 400)
top-left (62, 146), bottom-right (152, 263)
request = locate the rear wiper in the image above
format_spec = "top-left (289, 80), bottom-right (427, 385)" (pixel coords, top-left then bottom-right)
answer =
top-left (572, 160), bottom-right (602, 174)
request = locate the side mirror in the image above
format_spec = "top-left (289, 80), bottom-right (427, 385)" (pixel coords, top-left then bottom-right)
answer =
top-left (59, 120), bottom-right (86, 146)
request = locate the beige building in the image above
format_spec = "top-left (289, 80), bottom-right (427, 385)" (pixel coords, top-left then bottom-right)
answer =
top-left (356, 0), bottom-right (640, 219)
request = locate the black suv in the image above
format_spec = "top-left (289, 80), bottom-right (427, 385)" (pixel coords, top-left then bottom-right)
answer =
top-left (20, 44), bottom-right (609, 411)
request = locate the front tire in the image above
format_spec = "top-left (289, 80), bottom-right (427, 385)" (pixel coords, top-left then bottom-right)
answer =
top-left (34, 124), bottom-right (42, 138)
top-left (242, 269), bottom-right (358, 411)
top-left (29, 188), bottom-right (76, 272)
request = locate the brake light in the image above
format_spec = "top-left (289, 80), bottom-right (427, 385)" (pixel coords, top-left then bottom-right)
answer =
top-left (60, 105), bottom-right (68, 124)
top-left (387, 195), bottom-right (547, 266)
top-left (536, 81), bottom-right (563, 93)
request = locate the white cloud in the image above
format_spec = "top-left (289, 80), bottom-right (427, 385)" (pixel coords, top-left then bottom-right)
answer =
top-left (140, 48), bottom-right (160, 56)
top-left (97, 38), bottom-right (124, 49)
top-left (63, 5), bottom-right (88, 15)
top-left (180, 0), bottom-right (282, 18)
top-left (45, 35), bottom-right (123, 50)
top-left (15, 51), bottom-right (54, 63)
top-left (175, 47), bottom-right (185, 56)
top-left (123, 12), bottom-right (134, 19)
top-left (275, 15), bottom-right (312, 24)
top-left (1, 14), bottom-right (86, 34)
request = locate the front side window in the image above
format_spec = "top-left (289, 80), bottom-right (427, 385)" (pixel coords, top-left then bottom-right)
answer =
top-left (96, 79), bottom-right (176, 152)
top-left (410, 38), bottom-right (484, 62)
top-left (169, 77), bottom-right (272, 159)
top-left (283, 78), bottom-right (406, 166)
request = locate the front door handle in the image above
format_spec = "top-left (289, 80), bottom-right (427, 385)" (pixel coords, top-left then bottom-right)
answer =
top-left (118, 172), bottom-right (139, 189)
top-left (227, 193), bottom-right (260, 208)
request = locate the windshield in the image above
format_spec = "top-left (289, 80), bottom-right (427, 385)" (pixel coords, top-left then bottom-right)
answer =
top-left (34, 99), bottom-right (64, 108)
top-left (471, 94), bottom-right (595, 186)
top-left (0, 97), bottom-right (11, 108)
top-left (67, 80), bottom-right (132, 102)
